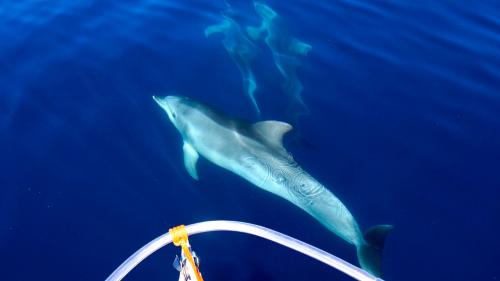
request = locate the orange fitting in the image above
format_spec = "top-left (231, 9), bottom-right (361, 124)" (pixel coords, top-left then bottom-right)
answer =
top-left (169, 224), bottom-right (204, 281)
top-left (169, 225), bottom-right (188, 247)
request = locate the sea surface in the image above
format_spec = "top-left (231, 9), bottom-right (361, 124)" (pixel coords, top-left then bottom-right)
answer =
top-left (1, 1), bottom-right (500, 280)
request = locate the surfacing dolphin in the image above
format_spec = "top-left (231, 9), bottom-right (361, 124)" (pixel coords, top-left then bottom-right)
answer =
top-left (246, 2), bottom-right (312, 118)
top-left (205, 13), bottom-right (260, 116)
top-left (153, 95), bottom-right (393, 277)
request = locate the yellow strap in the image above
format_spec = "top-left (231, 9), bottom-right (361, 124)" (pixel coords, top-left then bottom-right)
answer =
top-left (169, 225), bottom-right (204, 281)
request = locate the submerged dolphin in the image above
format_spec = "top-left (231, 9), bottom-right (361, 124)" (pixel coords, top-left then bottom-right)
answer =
top-left (205, 14), bottom-right (260, 115)
top-left (153, 95), bottom-right (392, 277)
top-left (247, 2), bottom-right (312, 117)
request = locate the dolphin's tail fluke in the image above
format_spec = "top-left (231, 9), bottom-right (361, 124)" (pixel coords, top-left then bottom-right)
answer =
top-left (356, 224), bottom-right (393, 277)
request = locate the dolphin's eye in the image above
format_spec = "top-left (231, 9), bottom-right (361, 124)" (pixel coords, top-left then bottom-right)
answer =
top-left (172, 112), bottom-right (177, 119)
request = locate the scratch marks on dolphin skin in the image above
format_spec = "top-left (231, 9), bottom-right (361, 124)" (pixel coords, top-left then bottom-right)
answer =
top-left (246, 2), bottom-right (312, 120)
top-left (241, 155), bottom-right (259, 170)
top-left (241, 155), bottom-right (270, 186)
top-left (249, 154), bottom-right (323, 206)
top-left (286, 167), bottom-right (325, 206)
top-left (205, 8), bottom-right (261, 116)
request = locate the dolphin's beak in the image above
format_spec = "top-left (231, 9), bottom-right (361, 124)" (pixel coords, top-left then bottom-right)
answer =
top-left (153, 95), bottom-right (170, 111)
top-left (153, 95), bottom-right (175, 122)
top-left (152, 95), bottom-right (163, 106)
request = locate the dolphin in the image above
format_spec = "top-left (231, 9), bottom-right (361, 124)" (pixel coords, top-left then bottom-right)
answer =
top-left (205, 14), bottom-right (260, 116)
top-left (153, 95), bottom-right (392, 277)
top-left (246, 2), bottom-right (312, 118)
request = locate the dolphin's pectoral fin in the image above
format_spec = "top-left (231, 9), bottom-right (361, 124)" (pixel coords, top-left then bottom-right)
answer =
top-left (183, 142), bottom-right (199, 180)
top-left (252, 120), bottom-right (293, 148)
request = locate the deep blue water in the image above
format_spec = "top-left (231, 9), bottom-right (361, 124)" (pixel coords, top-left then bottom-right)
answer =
top-left (1, 1), bottom-right (500, 280)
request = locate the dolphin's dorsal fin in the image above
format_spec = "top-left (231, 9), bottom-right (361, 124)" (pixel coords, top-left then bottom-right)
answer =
top-left (183, 142), bottom-right (199, 180)
top-left (252, 121), bottom-right (293, 147)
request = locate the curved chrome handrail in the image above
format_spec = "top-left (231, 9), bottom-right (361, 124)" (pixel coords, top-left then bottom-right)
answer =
top-left (105, 220), bottom-right (382, 281)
